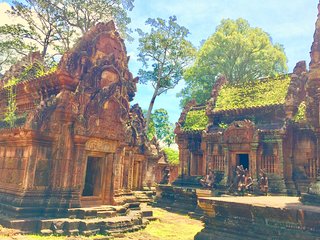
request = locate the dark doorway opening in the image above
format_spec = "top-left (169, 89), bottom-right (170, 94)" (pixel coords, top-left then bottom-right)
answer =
top-left (82, 157), bottom-right (102, 196)
top-left (237, 154), bottom-right (249, 170)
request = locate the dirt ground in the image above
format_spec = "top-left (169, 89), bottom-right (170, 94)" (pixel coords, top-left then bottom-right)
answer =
top-left (0, 207), bottom-right (204, 240)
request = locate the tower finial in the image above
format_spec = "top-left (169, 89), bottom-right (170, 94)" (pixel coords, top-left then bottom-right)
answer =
top-left (309, 2), bottom-right (320, 68)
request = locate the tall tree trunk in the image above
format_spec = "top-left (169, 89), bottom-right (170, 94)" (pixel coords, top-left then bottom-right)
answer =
top-left (145, 87), bottom-right (159, 133)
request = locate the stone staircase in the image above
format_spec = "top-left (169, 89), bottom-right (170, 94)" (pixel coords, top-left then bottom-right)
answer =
top-left (134, 190), bottom-right (156, 203)
top-left (0, 202), bottom-right (155, 236)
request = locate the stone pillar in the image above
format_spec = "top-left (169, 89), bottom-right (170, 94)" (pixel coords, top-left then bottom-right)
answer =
top-left (128, 151), bottom-right (134, 190)
top-left (221, 147), bottom-right (229, 186)
top-left (72, 137), bottom-right (86, 190)
top-left (179, 146), bottom-right (188, 177)
top-left (276, 138), bottom-right (284, 178)
top-left (250, 143), bottom-right (259, 179)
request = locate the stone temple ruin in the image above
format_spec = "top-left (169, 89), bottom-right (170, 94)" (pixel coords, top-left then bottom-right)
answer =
top-left (0, 21), bottom-right (164, 234)
top-left (156, 2), bottom-right (320, 239)
top-left (174, 30), bottom-right (320, 196)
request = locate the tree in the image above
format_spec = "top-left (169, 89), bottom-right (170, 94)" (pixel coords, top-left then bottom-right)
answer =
top-left (52, 0), bottom-right (134, 44)
top-left (179, 18), bottom-right (288, 106)
top-left (152, 108), bottom-right (171, 140)
top-left (144, 108), bottom-right (175, 146)
top-left (0, 25), bottom-right (35, 73)
top-left (152, 109), bottom-right (175, 146)
top-left (2, 0), bottom-right (134, 62)
top-left (137, 16), bottom-right (195, 130)
top-left (8, 0), bottom-right (62, 58)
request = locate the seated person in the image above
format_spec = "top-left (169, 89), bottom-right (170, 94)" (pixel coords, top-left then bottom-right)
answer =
top-left (200, 170), bottom-right (215, 188)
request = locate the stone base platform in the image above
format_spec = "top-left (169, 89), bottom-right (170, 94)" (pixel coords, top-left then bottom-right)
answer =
top-left (195, 196), bottom-right (320, 240)
top-left (154, 185), bottom-right (217, 218)
top-left (0, 202), bottom-right (155, 236)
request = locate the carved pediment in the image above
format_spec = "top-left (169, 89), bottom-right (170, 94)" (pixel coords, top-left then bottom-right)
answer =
top-left (223, 120), bottom-right (255, 144)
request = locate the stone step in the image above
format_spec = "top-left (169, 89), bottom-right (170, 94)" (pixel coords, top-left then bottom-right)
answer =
top-left (97, 210), bottom-right (117, 218)
top-left (0, 204), bottom-right (152, 236)
top-left (38, 211), bottom-right (145, 236)
top-left (141, 210), bottom-right (153, 218)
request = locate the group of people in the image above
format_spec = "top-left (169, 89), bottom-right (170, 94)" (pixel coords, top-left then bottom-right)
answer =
top-left (200, 166), bottom-right (269, 195)
top-left (232, 166), bottom-right (269, 195)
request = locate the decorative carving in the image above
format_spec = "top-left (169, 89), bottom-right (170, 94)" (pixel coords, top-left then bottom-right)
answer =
top-left (85, 138), bottom-right (117, 153)
top-left (223, 120), bottom-right (255, 144)
top-left (0, 21), bottom-right (162, 219)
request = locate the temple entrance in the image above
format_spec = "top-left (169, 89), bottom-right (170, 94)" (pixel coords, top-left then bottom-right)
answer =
top-left (237, 154), bottom-right (249, 170)
top-left (82, 156), bottom-right (103, 196)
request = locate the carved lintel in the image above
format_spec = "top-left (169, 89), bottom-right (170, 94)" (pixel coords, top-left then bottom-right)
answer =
top-left (85, 138), bottom-right (118, 153)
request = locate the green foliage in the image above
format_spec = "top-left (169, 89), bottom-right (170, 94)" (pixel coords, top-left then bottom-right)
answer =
top-left (0, 24), bottom-right (36, 73)
top-left (145, 108), bottom-right (175, 146)
top-left (163, 147), bottom-right (179, 165)
top-left (50, 0), bottom-right (134, 44)
top-left (293, 101), bottom-right (306, 122)
top-left (8, 0), bottom-right (62, 58)
top-left (3, 78), bottom-right (19, 128)
top-left (137, 16), bottom-right (196, 129)
top-left (1, 61), bottom-right (55, 128)
top-left (147, 117), bottom-right (156, 141)
top-left (182, 109), bottom-right (208, 131)
top-left (3, 0), bottom-right (134, 62)
top-left (218, 122), bottom-right (229, 129)
top-left (214, 75), bottom-right (291, 111)
top-left (153, 109), bottom-right (171, 139)
top-left (163, 130), bottom-right (175, 147)
top-left (179, 18), bottom-right (288, 106)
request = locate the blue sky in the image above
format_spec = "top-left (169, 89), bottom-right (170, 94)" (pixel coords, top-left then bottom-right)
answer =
top-left (125, 0), bottom-right (318, 123)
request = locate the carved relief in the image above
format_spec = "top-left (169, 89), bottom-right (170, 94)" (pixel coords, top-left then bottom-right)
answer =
top-left (85, 138), bottom-right (117, 153)
top-left (223, 120), bottom-right (255, 144)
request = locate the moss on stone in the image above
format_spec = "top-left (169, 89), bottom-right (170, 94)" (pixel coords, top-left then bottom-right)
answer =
top-left (293, 101), bottom-right (306, 122)
top-left (215, 75), bottom-right (291, 111)
top-left (182, 109), bottom-right (208, 131)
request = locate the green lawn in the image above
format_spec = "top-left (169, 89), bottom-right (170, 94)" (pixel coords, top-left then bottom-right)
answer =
top-left (0, 208), bottom-right (203, 240)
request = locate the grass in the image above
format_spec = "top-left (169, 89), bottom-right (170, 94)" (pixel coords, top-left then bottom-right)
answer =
top-left (0, 208), bottom-right (203, 240)
top-left (121, 208), bottom-right (203, 240)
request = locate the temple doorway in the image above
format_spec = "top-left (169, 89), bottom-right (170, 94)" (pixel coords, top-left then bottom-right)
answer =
top-left (82, 156), bottom-right (103, 197)
top-left (237, 154), bottom-right (249, 170)
top-left (133, 161), bottom-right (141, 190)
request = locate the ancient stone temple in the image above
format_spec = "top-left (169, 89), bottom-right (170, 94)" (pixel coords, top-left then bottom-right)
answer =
top-left (174, 5), bottom-right (320, 195)
top-left (0, 21), bottom-right (160, 218)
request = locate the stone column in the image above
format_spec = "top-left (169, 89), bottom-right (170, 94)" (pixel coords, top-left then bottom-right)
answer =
top-left (276, 137), bottom-right (284, 178)
top-left (221, 147), bottom-right (229, 186)
top-left (250, 143), bottom-right (259, 179)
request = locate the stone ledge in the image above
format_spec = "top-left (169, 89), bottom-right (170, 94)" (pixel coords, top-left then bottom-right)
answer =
top-left (195, 196), bottom-right (320, 240)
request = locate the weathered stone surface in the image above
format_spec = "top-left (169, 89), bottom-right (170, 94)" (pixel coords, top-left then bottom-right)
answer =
top-left (195, 196), bottom-right (320, 240)
top-left (0, 21), bottom-right (160, 220)
top-left (0, 202), bottom-right (151, 235)
top-left (173, 6), bottom-right (320, 197)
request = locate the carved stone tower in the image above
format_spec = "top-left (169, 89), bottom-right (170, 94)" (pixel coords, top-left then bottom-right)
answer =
top-left (306, 1), bottom-right (320, 128)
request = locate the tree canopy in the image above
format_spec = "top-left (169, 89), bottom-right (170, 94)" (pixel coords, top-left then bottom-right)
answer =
top-left (137, 16), bottom-right (196, 130)
top-left (179, 18), bottom-right (288, 106)
top-left (0, 0), bottom-right (134, 71)
top-left (145, 108), bottom-right (175, 147)
top-left (0, 24), bottom-right (35, 73)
